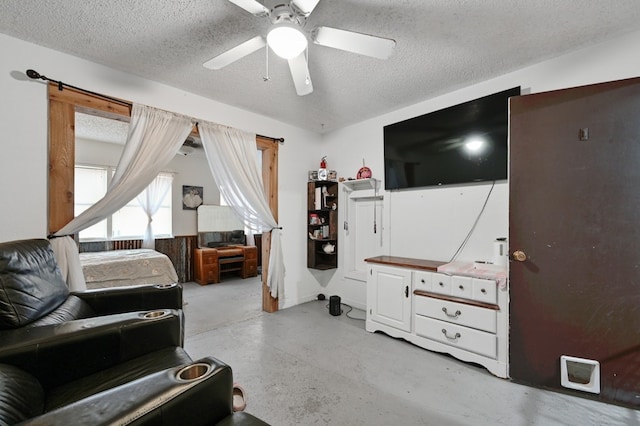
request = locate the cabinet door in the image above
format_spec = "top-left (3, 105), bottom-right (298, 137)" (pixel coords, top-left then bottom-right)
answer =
top-left (368, 265), bottom-right (412, 332)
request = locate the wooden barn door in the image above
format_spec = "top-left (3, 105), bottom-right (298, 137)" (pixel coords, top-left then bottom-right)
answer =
top-left (509, 77), bottom-right (640, 407)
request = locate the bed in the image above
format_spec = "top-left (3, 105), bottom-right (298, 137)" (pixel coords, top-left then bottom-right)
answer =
top-left (79, 249), bottom-right (179, 289)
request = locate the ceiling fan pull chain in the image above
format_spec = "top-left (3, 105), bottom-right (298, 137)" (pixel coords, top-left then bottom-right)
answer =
top-left (263, 42), bottom-right (270, 82)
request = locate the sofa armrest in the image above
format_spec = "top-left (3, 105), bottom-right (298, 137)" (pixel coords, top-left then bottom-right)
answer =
top-left (72, 282), bottom-right (183, 314)
top-left (0, 310), bottom-right (183, 390)
top-left (19, 356), bottom-right (253, 426)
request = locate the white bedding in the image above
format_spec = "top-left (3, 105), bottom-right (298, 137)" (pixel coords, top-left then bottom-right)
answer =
top-left (79, 249), bottom-right (179, 289)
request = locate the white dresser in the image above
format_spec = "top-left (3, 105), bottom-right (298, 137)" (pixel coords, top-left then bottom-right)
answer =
top-left (365, 256), bottom-right (508, 378)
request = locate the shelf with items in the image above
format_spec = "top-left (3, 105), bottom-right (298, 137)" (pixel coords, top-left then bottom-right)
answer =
top-left (307, 180), bottom-right (338, 270)
top-left (341, 178), bottom-right (380, 192)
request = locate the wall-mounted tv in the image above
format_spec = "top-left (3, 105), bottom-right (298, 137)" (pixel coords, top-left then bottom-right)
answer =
top-left (383, 87), bottom-right (521, 190)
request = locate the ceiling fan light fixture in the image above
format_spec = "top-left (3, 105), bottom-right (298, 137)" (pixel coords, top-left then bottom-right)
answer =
top-left (177, 145), bottom-right (195, 156)
top-left (267, 24), bottom-right (307, 59)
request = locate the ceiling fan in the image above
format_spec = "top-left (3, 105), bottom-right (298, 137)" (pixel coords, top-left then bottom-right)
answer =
top-left (203, 0), bottom-right (396, 96)
top-left (177, 137), bottom-right (201, 156)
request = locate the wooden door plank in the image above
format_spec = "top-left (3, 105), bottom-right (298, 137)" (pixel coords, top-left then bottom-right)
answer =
top-left (48, 97), bottom-right (75, 234)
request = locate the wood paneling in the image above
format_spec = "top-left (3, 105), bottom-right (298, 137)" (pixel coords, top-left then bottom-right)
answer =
top-left (257, 136), bottom-right (279, 312)
top-left (155, 236), bottom-right (198, 283)
top-left (49, 84), bottom-right (130, 118)
top-left (48, 97), bottom-right (75, 234)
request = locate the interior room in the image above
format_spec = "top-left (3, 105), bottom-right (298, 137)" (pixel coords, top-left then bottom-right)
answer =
top-left (2, 1), bottom-right (640, 424)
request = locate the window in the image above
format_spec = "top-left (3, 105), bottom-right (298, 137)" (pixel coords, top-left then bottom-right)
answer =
top-left (75, 166), bottom-right (108, 239)
top-left (75, 165), bottom-right (173, 240)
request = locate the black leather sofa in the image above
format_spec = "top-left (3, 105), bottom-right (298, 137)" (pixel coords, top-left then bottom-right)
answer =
top-left (0, 238), bottom-right (269, 425)
top-left (0, 239), bottom-right (183, 332)
top-left (1, 354), bottom-right (269, 425)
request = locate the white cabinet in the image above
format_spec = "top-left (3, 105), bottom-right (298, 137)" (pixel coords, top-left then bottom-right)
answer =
top-left (366, 265), bottom-right (412, 332)
top-left (365, 257), bottom-right (509, 379)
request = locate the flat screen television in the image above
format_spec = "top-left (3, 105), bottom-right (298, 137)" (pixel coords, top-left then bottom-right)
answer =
top-left (383, 86), bottom-right (521, 190)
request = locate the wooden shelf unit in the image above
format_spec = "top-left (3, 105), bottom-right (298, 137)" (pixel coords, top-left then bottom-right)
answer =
top-left (307, 180), bottom-right (338, 270)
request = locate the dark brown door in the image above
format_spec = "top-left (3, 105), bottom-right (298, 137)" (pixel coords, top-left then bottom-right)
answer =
top-left (509, 77), bottom-right (640, 407)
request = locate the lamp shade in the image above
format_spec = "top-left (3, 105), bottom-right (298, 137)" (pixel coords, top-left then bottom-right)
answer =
top-left (267, 25), bottom-right (307, 59)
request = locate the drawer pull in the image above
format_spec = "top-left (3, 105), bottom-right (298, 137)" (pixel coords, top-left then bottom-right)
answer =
top-left (441, 329), bottom-right (461, 341)
top-left (438, 282), bottom-right (444, 287)
top-left (421, 279), bottom-right (425, 283)
top-left (481, 288), bottom-right (487, 294)
top-left (442, 307), bottom-right (461, 318)
top-left (458, 285), bottom-right (464, 290)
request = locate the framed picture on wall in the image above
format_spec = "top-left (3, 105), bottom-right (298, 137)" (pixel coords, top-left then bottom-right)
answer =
top-left (182, 185), bottom-right (203, 210)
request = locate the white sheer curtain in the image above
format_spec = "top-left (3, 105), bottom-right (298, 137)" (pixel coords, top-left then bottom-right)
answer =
top-left (136, 172), bottom-right (174, 249)
top-left (51, 104), bottom-right (195, 291)
top-left (198, 121), bottom-right (285, 299)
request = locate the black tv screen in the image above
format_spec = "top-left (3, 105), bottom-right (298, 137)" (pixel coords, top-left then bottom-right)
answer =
top-left (383, 87), bottom-right (520, 190)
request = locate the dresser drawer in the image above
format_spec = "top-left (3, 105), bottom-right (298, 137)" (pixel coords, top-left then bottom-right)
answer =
top-left (413, 271), bottom-right (433, 292)
top-left (451, 275), bottom-right (472, 299)
top-left (243, 247), bottom-right (257, 260)
top-left (431, 273), bottom-right (451, 295)
top-left (415, 315), bottom-right (497, 359)
top-left (202, 254), bottom-right (218, 265)
top-left (202, 266), bottom-right (218, 283)
top-left (415, 295), bottom-right (497, 333)
top-left (472, 278), bottom-right (497, 304)
top-left (243, 260), bottom-right (258, 278)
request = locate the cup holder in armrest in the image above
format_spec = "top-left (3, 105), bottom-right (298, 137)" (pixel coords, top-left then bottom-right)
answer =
top-left (142, 310), bottom-right (171, 319)
top-left (176, 362), bottom-right (213, 382)
top-left (154, 283), bottom-right (177, 289)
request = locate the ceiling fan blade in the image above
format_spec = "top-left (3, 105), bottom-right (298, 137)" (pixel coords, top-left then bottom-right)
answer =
top-left (287, 53), bottom-right (313, 96)
top-left (291, 0), bottom-right (320, 17)
top-left (203, 36), bottom-right (266, 70)
top-left (228, 0), bottom-right (270, 17)
top-left (312, 26), bottom-right (396, 60)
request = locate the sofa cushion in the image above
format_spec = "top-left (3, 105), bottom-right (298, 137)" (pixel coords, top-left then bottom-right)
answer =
top-left (27, 295), bottom-right (95, 328)
top-left (0, 363), bottom-right (44, 424)
top-left (0, 239), bottom-right (69, 329)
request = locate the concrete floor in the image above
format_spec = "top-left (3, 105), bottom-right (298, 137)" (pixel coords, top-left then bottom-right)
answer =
top-left (182, 277), bottom-right (639, 426)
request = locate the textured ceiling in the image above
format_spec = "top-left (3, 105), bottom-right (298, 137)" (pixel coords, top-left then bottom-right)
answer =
top-left (75, 113), bottom-right (129, 144)
top-left (2, 1), bottom-right (640, 134)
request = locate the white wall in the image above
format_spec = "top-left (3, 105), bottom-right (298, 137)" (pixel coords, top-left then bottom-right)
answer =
top-left (0, 33), bottom-right (321, 309)
top-left (3, 29), bottom-right (640, 311)
top-left (320, 29), bottom-right (640, 309)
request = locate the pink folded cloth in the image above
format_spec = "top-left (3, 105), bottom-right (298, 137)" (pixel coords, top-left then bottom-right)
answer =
top-left (437, 261), bottom-right (507, 290)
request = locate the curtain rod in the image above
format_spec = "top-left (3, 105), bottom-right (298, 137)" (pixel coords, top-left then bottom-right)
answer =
top-left (26, 69), bottom-right (131, 108)
top-left (25, 68), bottom-right (285, 144)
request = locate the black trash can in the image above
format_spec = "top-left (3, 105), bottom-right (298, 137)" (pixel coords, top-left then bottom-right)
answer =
top-left (329, 295), bottom-right (341, 316)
